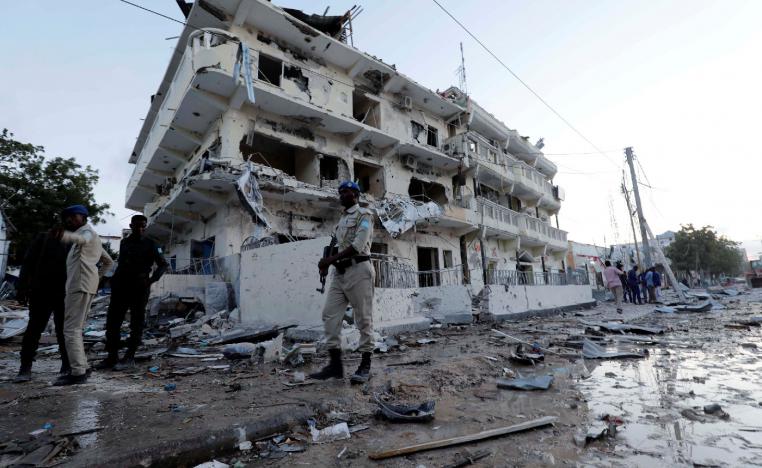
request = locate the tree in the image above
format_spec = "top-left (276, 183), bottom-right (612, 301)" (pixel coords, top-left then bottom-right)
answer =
top-left (0, 129), bottom-right (111, 265)
top-left (665, 224), bottom-right (744, 277)
top-left (102, 241), bottom-right (119, 262)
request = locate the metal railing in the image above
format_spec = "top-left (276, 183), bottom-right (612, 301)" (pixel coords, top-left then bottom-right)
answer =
top-left (371, 257), bottom-right (464, 289)
top-left (487, 270), bottom-right (589, 286)
top-left (170, 257), bottom-right (221, 275)
top-left (417, 266), bottom-right (464, 288)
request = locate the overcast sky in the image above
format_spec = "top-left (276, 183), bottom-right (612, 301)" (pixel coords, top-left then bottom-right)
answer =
top-left (1, 1), bottom-right (760, 258)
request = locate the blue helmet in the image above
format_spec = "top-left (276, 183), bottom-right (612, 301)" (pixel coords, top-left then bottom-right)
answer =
top-left (62, 204), bottom-right (89, 217)
top-left (338, 180), bottom-right (361, 193)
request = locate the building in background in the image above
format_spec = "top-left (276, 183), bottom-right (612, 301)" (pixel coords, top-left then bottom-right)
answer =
top-left (127, 0), bottom-right (591, 330)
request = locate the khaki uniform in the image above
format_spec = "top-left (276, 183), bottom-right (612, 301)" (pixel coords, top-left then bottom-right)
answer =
top-left (62, 224), bottom-right (114, 376)
top-left (323, 204), bottom-right (375, 353)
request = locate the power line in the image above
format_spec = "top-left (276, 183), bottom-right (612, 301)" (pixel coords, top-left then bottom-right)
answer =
top-left (430, 0), bottom-right (620, 169)
top-left (118, 0), bottom-right (188, 27)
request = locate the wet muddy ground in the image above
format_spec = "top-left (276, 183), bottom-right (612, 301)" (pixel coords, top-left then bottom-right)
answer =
top-left (2, 289), bottom-right (761, 467)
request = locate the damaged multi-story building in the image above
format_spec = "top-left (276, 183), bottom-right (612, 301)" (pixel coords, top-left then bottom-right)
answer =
top-left (126, 0), bottom-right (592, 334)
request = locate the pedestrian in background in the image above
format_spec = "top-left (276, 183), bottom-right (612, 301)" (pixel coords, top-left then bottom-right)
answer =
top-left (645, 267), bottom-right (656, 303)
top-left (653, 268), bottom-right (663, 300)
top-left (54, 205), bottom-right (113, 386)
top-left (603, 260), bottom-right (625, 313)
top-left (628, 265), bottom-right (642, 305)
top-left (616, 261), bottom-right (631, 303)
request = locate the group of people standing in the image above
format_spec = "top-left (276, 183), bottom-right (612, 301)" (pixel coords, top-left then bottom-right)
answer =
top-left (15, 206), bottom-right (166, 386)
top-left (603, 260), bottom-right (662, 313)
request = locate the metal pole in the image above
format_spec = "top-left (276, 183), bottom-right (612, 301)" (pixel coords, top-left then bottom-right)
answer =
top-left (621, 177), bottom-right (642, 268)
top-left (625, 147), bottom-right (652, 268)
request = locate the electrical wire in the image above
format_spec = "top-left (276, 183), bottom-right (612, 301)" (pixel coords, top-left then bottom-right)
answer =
top-left (430, 0), bottom-right (620, 169)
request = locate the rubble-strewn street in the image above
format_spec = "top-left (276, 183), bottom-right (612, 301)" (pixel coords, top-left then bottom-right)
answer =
top-left (2, 287), bottom-right (762, 467)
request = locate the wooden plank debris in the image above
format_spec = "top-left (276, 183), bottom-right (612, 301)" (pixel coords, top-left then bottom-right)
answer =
top-left (367, 416), bottom-right (557, 460)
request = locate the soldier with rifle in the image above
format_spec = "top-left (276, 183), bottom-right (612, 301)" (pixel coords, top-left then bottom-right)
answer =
top-left (310, 181), bottom-right (375, 384)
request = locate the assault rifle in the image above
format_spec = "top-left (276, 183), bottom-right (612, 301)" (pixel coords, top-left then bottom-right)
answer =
top-left (317, 236), bottom-right (337, 294)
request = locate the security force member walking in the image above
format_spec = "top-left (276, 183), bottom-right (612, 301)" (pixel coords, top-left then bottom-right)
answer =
top-left (310, 181), bottom-right (375, 384)
top-left (99, 215), bottom-right (168, 371)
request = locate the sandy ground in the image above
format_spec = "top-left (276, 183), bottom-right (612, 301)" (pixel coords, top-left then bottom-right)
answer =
top-left (2, 288), bottom-right (761, 467)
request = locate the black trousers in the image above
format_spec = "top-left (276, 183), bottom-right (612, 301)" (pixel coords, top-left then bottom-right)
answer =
top-left (105, 283), bottom-right (149, 359)
top-left (630, 284), bottom-right (643, 304)
top-left (20, 296), bottom-right (69, 369)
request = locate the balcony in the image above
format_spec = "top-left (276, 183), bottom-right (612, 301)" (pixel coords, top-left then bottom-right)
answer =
top-left (511, 162), bottom-right (547, 202)
top-left (521, 215), bottom-right (568, 251)
top-left (476, 197), bottom-right (521, 239)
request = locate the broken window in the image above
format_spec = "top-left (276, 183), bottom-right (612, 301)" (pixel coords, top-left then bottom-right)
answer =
top-left (371, 243), bottom-right (389, 255)
top-left (283, 65), bottom-right (309, 95)
top-left (353, 92), bottom-right (381, 129)
top-left (443, 250), bottom-right (454, 268)
top-left (257, 54), bottom-right (282, 86)
top-left (240, 133), bottom-right (296, 176)
top-left (467, 138), bottom-right (477, 154)
top-left (354, 161), bottom-right (384, 198)
top-left (408, 178), bottom-right (447, 205)
top-left (447, 121), bottom-right (458, 138)
top-left (426, 126), bottom-right (438, 147)
top-left (480, 184), bottom-right (499, 203)
top-left (411, 121), bottom-right (425, 143)
top-left (488, 149), bottom-right (497, 163)
top-left (417, 247), bottom-right (441, 287)
top-left (319, 155), bottom-right (349, 188)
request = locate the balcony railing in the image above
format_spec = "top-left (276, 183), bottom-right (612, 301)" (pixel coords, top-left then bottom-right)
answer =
top-left (477, 197), bottom-right (521, 228)
top-left (487, 270), bottom-right (589, 286)
top-left (371, 257), bottom-right (464, 289)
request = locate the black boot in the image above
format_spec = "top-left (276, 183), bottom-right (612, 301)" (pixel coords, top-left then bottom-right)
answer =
top-left (14, 363), bottom-right (32, 383)
top-left (113, 351), bottom-right (136, 372)
top-left (350, 352), bottom-right (372, 385)
top-left (94, 355), bottom-right (118, 371)
top-left (309, 348), bottom-right (343, 380)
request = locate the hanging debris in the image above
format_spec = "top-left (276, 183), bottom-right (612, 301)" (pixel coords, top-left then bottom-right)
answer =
top-left (375, 196), bottom-right (443, 238)
top-left (236, 162), bottom-right (270, 228)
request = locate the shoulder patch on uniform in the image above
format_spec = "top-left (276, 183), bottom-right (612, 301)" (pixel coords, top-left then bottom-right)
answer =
top-left (360, 219), bottom-right (371, 229)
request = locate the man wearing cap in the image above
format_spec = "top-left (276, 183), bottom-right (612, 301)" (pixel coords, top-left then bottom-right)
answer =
top-left (309, 181), bottom-right (376, 384)
top-left (54, 205), bottom-right (114, 386)
top-left (99, 214), bottom-right (168, 371)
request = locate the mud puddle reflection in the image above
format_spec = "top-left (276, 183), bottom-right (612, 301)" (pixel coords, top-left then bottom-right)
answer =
top-left (579, 322), bottom-right (762, 467)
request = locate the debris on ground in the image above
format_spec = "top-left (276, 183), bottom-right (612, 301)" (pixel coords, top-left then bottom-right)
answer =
top-left (308, 420), bottom-right (351, 444)
top-left (509, 344), bottom-right (544, 365)
top-left (581, 320), bottom-right (665, 335)
top-left (496, 375), bottom-right (554, 391)
top-left (581, 339), bottom-right (646, 359)
top-left (374, 395), bottom-right (436, 422)
top-left (443, 449), bottom-right (492, 468)
top-left (368, 416), bottom-right (557, 460)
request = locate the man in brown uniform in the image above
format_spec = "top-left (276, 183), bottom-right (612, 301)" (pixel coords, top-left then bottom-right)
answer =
top-left (310, 181), bottom-right (375, 384)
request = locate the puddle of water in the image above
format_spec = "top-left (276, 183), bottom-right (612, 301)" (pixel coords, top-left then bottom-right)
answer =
top-left (579, 323), bottom-right (762, 467)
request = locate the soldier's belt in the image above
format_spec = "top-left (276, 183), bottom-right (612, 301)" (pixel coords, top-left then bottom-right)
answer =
top-left (334, 256), bottom-right (370, 274)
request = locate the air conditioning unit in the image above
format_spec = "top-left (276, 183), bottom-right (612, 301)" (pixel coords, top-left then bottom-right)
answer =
top-left (401, 95), bottom-right (413, 111)
top-left (553, 185), bottom-right (565, 201)
top-left (402, 154), bottom-right (417, 170)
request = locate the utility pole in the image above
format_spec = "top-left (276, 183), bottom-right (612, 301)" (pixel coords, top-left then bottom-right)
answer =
top-left (621, 174), bottom-right (642, 268)
top-left (625, 147), bottom-right (652, 268)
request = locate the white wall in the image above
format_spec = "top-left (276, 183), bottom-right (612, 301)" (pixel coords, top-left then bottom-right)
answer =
top-left (487, 285), bottom-right (593, 318)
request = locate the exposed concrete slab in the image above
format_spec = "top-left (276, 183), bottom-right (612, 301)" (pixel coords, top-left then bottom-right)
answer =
top-left (150, 274), bottom-right (213, 300)
top-left (376, 317), bottom-right (432, 336)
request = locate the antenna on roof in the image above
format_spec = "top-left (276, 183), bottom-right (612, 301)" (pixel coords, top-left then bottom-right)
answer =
top-left (457, 42), bottom-right (468, 95)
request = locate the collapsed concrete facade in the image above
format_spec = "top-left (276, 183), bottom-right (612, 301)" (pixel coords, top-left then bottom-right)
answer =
top-left (128, 0), bottom-right (592, 332)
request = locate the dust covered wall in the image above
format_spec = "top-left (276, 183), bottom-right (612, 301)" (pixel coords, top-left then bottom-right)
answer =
top-left (239, 236), bottom-right (329, 326)
top-left (386, 231), bottom-right (462, 270)
top-left (376, 97), bottom-right (447, 146)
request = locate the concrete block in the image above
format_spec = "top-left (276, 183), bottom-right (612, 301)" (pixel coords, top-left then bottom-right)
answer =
top-left (441, 313), bottom-right (475, 325)
top-left (285, 327), bottom-right (323, 342)
top-left (376, 317), bottom-right (432, 336)
top-left (340, 328), bottom-right (360, 351)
